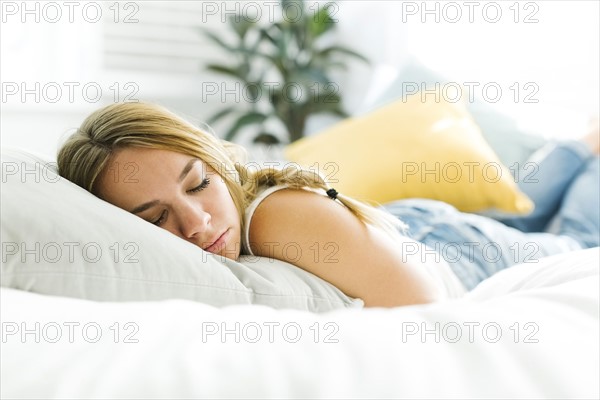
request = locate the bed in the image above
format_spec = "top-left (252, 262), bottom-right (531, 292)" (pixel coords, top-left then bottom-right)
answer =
top-left (2, 84), bottom-right (598, 398)
top-left (2, 249), bottom-right (598, 398)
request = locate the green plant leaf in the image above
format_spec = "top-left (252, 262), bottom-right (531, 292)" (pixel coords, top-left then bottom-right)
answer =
top-left (318, 90), bottom-right (342, 103)
top-left (259, 27), bottom-right (278, 46)
top-left (203, 30), bottom-right (266, 61)
top-left (316, 46), bottom-right (370, 63)
top-left (324, 61), bottom-right (348, 70)
top-left (206, 107), bottom-right (237, 125)
top-left (228, 15), bottom-right (255, 39)
top-left (269, 88), bottom-right (291, 110)
top-left (253, 132), bottom-right (281, 145)
top-left (309, 7), bottom-right (335, 38)
top-left (281, 0), bottom-right (306, 24)
top-left (200, 0), bottom-right (367, 142)
top-left (290, 68), bottom-right (331, 85)
top-left (224, 112), bottom-right (269, 141)
top-left (245, 82), bottom-right (263, 102)
top-left (308, 100), bottom-right (348, 118)
top-left (206, 64), bottom-right (247, 82)
top-left (281, 0), bottom-right (305, 11)
top-left (201, 30), bottom-right (236, 52)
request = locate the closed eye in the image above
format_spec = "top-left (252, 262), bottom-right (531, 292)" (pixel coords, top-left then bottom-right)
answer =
top-left (151, 210), bottom-right (167, 226)
top-left (149, 178), bottom-right (210, 226)
top-left (189, 177), bottom-right (210, 193)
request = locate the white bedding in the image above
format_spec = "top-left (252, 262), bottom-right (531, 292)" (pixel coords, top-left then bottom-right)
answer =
top-left (2, 248), bottom-right (598, 399)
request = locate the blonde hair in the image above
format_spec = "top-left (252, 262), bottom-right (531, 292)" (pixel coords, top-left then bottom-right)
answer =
top-left (57, 102), bottom-right (406, 251)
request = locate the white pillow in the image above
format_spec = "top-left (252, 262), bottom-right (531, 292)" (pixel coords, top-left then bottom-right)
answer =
top-left (0, 147), bottom-right (362, 312)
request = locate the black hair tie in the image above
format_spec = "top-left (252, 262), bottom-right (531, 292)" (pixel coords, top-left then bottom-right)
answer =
top-left (326, 188), bottom-right (339, 200)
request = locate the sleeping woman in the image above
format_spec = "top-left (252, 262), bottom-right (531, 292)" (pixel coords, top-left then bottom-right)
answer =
top-left (57, 103), bottom-right (600, 307)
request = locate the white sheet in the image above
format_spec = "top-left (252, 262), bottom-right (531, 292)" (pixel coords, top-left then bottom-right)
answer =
top-left (2, 248), bottom-right (598, 399)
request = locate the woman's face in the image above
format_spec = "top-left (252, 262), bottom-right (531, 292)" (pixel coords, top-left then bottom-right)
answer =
top-left (96, 147), bottom-right (241, 260)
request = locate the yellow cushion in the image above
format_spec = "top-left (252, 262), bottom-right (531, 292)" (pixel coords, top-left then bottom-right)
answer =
top-left (284, 94), bottom-right (533, 214)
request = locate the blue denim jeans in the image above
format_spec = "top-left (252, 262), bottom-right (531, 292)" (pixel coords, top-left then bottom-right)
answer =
top-left (381, 140), bottom-right (600, 290)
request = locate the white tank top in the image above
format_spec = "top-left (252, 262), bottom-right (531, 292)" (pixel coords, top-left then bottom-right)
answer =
top-left (242, 185), bottom-right (466, 299)
top-left (242, 185), bottom-right (329, 255)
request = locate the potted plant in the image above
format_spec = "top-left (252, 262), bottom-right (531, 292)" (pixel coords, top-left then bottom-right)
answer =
top-left (201, 0), bottom-right (368, 144)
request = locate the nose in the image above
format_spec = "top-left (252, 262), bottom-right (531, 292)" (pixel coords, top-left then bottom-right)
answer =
top-left (178, 202), bottom-right (211, 240)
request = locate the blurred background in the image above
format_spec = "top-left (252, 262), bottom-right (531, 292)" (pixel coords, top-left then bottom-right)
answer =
top-left (1, 0), bottom-right (598, 157)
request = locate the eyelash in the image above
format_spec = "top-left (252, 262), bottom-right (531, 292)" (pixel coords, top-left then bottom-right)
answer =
top-left (151, 178), bottom-right (211, 226)
top-left (152, 212), bottom-right (167, 226)
top-left (189, 177), bottom-right (211, 193)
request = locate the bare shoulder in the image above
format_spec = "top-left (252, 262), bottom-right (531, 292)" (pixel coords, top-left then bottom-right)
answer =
top-left (248, 189), bottom-right (443, 307)
top-left (249, 188), bottom-right (361, 249)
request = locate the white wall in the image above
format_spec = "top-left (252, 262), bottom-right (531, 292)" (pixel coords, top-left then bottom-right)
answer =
top-left (402, 1), bottom-right (599, 139)
top-left (1, 0), bottom-right (598, 157)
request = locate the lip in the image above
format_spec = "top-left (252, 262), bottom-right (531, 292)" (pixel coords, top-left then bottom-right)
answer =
top-left (204, 229), bottom-right (229, 253)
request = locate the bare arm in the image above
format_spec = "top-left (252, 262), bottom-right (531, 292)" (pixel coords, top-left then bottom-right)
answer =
top-left (248, 189), bottom-right (444, 307)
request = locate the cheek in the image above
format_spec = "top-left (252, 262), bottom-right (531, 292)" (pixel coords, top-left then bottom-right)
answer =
top-left (218, 183), bottom-right (240, 222)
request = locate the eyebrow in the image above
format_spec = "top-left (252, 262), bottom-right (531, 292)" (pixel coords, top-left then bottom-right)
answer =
top-left (178, 158), bottom-right (199, 183)
top-left (130, 158), bottom-right (199, 214)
